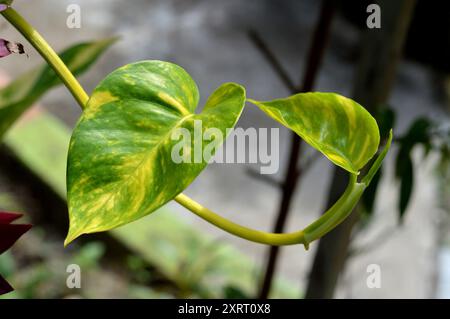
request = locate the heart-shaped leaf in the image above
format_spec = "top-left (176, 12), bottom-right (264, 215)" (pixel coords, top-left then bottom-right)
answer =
top-left (248, 93), bottom-right (380, 174)
top-left (65, 61), bottom-right (245, 244)
top-left (0, 38), bottom-right (116, 140)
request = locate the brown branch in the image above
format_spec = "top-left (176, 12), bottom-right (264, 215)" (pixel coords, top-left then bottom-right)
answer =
top-left (245, 168), bottom-right (282, 188)
top-left (248, 29), bottom-right (297, 93)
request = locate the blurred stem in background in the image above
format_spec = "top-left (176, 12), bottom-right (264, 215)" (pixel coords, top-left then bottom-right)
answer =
top-left (251, 0), bottom-right (336, 299)
top-left (305, 0), bottom-right (417, 298)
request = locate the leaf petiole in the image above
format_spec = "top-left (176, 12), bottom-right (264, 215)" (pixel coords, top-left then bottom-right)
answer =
top-left (174, 133), bottom-right (392, 249)
top-left (174, 180), bottom-right (361, 250)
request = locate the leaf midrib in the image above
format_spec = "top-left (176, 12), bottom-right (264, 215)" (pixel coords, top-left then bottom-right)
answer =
top-left (72, 111), bottom-right (196, 222)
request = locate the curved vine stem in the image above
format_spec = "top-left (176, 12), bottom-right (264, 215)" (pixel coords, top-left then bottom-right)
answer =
top-left (1, 8), bottom-right (89, 109)
top-left (2, 6), bottom-right (392, 249)
top-left (175, 193), bottom-right (307, 247)
top-left (176, 174), bottom-right (364, 250)
top-left (175, 132), bottom-right (392, 249)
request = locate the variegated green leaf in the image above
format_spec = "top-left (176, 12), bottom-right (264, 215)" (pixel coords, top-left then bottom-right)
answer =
top-left (248, 93), bottom-right (380, 174)
top-left (66, 61), bottom-right (246, 245)
top-left (0, 38), bottom-right (116, 140)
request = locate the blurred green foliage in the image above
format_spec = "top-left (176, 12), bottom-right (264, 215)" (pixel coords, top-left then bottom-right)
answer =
top-left (361, 107), bottom-right (450, 224)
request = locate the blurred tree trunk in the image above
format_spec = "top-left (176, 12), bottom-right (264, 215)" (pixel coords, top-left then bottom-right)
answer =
top-left (305, 0), bottom-right (416, 299)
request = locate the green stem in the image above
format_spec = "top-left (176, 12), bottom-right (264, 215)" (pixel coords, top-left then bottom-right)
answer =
top-left (302, 174), bottom-right (364, 244)
top-left (175, 133), bottom-right (392, 248)
top-left (175, 173), bottom-right (365, 249)
top-left (175, 193), bottom-right (307, 247)
top-left (1, 8), bottom-right (89, 109)
top-left (362, 129), bottom-right (393, 186)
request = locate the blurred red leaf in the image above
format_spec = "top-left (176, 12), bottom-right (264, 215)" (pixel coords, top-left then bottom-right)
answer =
top-left (0, 273), bottom-right (13, 295)
top-left (0, 211), bottom-right (31, 295)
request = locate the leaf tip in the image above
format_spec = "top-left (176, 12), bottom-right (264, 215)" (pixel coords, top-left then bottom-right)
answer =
top-left (102, 36), bottom-right (121, 47)
top-left (388, 128), bottom-right (394, 143)
top-left (64, 228), bottom-right (83, 247)
top-left (361, 128), bottom-right (394, 186)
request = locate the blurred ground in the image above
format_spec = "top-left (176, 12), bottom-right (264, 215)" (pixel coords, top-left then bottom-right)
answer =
top-left (1, 0), bottom-right (449, 298)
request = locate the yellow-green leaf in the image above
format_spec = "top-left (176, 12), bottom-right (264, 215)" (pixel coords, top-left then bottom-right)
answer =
top-left (66, 61), bottom-right (246, 244)
top-left (248, 93), bottom-right (380, 174)
top-left (0, 38), bottom-right (116, 140)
